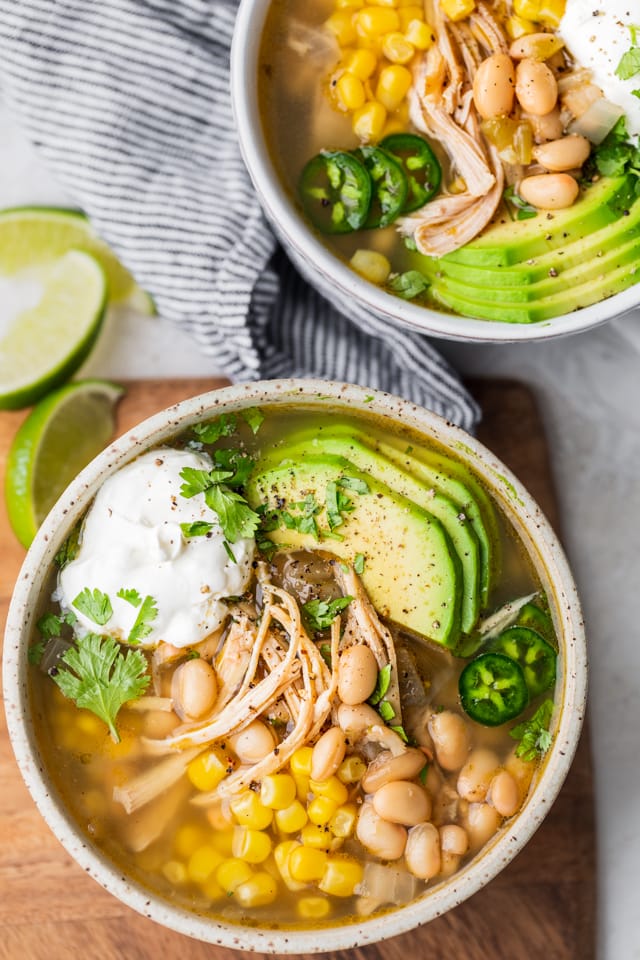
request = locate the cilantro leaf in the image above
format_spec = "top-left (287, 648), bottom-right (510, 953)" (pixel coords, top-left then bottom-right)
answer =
top-left (128, 595), bottom-right (158, 645)
top-left (354, 553), bottom-right (365, 575)
top-left (53, 633), bottom-right (150, 742)
top-left (369, 663), bottom-right (392, 706)
top-left (591, 117), bottom-right (640, 193)
top-left (509, 699), bottom-right (555, 761)
top-left (338, 476), bottom-right (369, 495)
top-left (319, 643), bottom-right (332, 668)
top-left (504, 185), bottom-right (538, 221)
top-left (28, 641), bottom-right (46, 666)
top-left (240, 406), bottom-right (265, 434)
top-left (179, 467), bottom-right (217, 498)
top-left (388, 270), bottom-right (430, 300)
top-left (72, 588), bottom-right (113, 626)
top-left (325, 481), bottom-right (354, 530)
top-left (302, 596), bottom-right (353, 632)
top-left (419, 762), bottom-right (429, 786)
top-left (117, 588), bottom-right (142, 607)
top-left (212, 449), bottom-right (255, 488)
top-left (616, 46), bottom-right (640, 81)
top-left (222, 540), bottom-right (237, 563)
top-left (193, 414), bottom-right (238, 444)
top-left (204, 484), bottom-right (260, 542)
top-left (180, 521), bottom-right (215, 538)
top-left (55, 525), bottom-right (81, 568)
top-left (37, 612), bottom-right (63, 640)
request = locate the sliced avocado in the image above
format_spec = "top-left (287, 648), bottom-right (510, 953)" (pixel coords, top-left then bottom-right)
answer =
top-left (256, 431), bottom-right (481, 633)
top-left (431, 257), bottom-right (640, 323)
top-left (247, 453), bottom-right (463, 648)
top-left (418, 193), bottom-right (640, 287)
top-left (433, 233), bottom-right (640, 304)
top-left (435, 176), bottom-right (633, 267)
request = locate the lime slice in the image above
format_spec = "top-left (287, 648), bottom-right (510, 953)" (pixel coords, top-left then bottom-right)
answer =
top-left (0, 249), bottom-right (107, 410)
top-left (0, 206), bottom-right (138, 303)
top-left (5, 378), bottom-right (124, 548)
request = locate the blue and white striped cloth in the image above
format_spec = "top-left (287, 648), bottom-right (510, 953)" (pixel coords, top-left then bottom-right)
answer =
top-left (0, 0), bottom-right (479, 430)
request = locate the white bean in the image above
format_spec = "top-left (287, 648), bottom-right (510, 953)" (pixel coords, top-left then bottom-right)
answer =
top-left (457, 748), bottom-right (500, 802)
top-left (228, 720), bottom-right (277, 764)
top-left (428, 710), bottom-right (470, 771)
top-left (337, 702), bottom-right (381, 735)
top-left (439, 823), bottom-right (469, 857)
top-left (361, 748), bottom-right (426, 793)
top-left (372, 780), bottom-right (431, 826)
top-left (518, 173), bottom-right (579, 209)
top-left (487, 770), bottom-right (520, 818)
top-left (356, 802), bottom-right (407, 860)
top-left (473, 54), bottom-right (516, 119)
top-left (171, 659), bottom-right (217, 721)
top-left (311, 726), bottom-right (347, 782)
top-left (522, 108), bottom-right (564, 143)
top-left (338, 644), bottom-right (379, 705)
top-left (466, 802), bottom-right (502, 852)
top-left (515, 58), bottom-right (558, 116)
top-left (532, 135), bottom-right (591, 171)
top-left (405, 823), bottom-right (441, 880)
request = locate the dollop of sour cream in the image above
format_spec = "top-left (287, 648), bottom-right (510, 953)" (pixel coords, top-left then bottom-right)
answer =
top-left (560, 0), bottom-right (640, 136)
top-left (57, 448), bottom-right (255, 649)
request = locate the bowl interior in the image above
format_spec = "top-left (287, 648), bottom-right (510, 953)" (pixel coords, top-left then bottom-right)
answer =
top-left (2, 379), bottom-right (587, 952)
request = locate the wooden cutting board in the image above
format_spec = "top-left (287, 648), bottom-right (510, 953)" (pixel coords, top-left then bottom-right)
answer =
top-left (0, 378), bottom-right (595, 960)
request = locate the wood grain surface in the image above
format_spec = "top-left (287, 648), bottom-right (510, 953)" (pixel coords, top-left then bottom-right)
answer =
top-left (0, 378), bottom-right (595, 960)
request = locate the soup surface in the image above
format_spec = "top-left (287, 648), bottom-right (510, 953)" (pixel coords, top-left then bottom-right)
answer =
top-left (30, 405), bottom-right (559, 928)
top-left (259, 0), bottom-right (640, 324)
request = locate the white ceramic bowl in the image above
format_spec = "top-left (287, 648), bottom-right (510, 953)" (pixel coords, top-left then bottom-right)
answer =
top-left (3, 379), bottom-right (587, 952)
top-left (230, 0), bottom-right (640, 343)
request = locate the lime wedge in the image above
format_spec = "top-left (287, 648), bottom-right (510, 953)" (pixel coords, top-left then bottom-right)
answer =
top-left (5, 379), bottom-right (124, 548)
top-left (0, 206), bottom-right (138, 303)
top-left (0, 249), bottom-right (107, 410)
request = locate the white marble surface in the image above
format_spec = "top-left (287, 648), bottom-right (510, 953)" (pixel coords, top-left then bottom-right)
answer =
top-left (1, 102), bottom-right (639, 960)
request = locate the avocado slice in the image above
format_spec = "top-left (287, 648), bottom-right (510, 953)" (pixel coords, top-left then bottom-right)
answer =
top-left (247, 453), bottom-right (463, 648)
top-left (432, 175), bottom-right (633, 267)
top-left (256, 431), bottom-right (481, 633)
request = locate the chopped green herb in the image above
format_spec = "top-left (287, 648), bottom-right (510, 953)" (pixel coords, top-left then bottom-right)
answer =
top-left (28, 640), bottom-right (46, 666)
top-left (504, 185), bottom-right (538, 221)
top-left (53, 633), bottom-right (150, 742)
top-left (390, 724), bottom-right (409, 742)
top-left (302, 596), bottom-right (353, 632)
top-left (72, 588), bottom-right (113, 626)
top-left (354, 553), bottom-right (366, 575)
top-left (615, 45), bottom-right (640, 81)
top-left (185, 650), bottom-right (201, 661)
top-left (55, 525), bottom-right (81, 568)
top-left (590, 118), bottom-right (640, 196)
top-left (37, 612), bottom-right (63, 639)
top-left (192, 413), bottom-right (238, 444)
top-left (338, 476), bottom-right (369, 495)
top-left (223, 540), bottom-right (237, 564)
top-left (388, 270), bottom-right (430, 300)
top-left (509, 698), bottom-right (554, 761)
top-left (633, 90), bottom-right (640, 100)
top-left (419, 762), bottom-right (429, 786)
top-left (378, 700), bottom-right (395, 722)
top-left (240, 406), bottom-right (265, 434)
top-left (116, 588), bottom-right (142, 607)
top-left (212, 449), bottom-right (255, 488)
top-left (369, 663), bottom-right (391, 706)
top-left (363, 395), bottom-right (375, 402)
top-left (319, 643), bottom-right (332, 668)
top-left (179, 521), bottom-right (215, 539)
top-left (128, 595), bottom-right (158, 645)
top-left (325, 480), bottom-right (354, 530)
top-left (256, 535), bottom-right (277, 560)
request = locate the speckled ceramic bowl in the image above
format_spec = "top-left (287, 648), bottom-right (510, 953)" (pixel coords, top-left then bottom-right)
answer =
top-left (3, 379), bottom-right (586, 952)
top-left (230, 0), bottom-right (640, 343)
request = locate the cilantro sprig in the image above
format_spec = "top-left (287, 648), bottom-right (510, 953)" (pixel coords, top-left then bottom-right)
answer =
top-left (53, 633), bottom-right (150, 742)
top-left (179, 463), bottom-right (260, 545)
top-left (128, 595), bottom-right (158, 645)
top-left (388, 270), bottom-right (430, 300)
top-left (590, 118), bottom-right (640, 197)
top-left (615, 25), bottom-right (640, 82)
top-left (302, 596), bottom-right (353, 633)
top-left (509, 699), bottom-right (554, 761)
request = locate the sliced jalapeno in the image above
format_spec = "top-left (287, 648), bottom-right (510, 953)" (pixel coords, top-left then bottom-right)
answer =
top-left (488, 626), bottom-right (556, 698)
top-left (459, 652), bottom-right (529, 726)
top-left (516, 602), bottom-right (555, 646)
top-left (299, 151), bottom-right (372, 234)
top-left (355, 146), bottom-right (409, 228)
top-left (379, 133), bottom-right (442, 212)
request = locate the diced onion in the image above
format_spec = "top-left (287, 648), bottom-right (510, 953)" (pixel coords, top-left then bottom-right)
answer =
top-left (355, 861), bottom-right (419, 905)
top-left (568, 98), bottom-right (625, 145)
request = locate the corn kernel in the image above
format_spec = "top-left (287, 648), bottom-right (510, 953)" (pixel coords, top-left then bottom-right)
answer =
top-left (205, 800), bottom-right (234, 832)
top-left (382, 32), bottom-right (415, 63)
top-left (356, 7), bottom-right (400, 36)
top-left (297, 897), bottom-right (332, 919)
top-left (187, 748), bottom-right (230, 792)
top-left (202, 875), bottom-right (225, 901)
top-left (230, 791), bottom-right (274, 830)
top-left (329, 803), bottom-right (358, 839)
top-left (275, 799), bottom-right (308, 834)
top-left (343, 48), bottom-right (378, 80)
top-left (319, 856), bottom-right (364, 897)
top-left (439, 0), bottom-right (476, 20)
top-left (404, 19), bottom-right (435, 49)
top-left (382, 118), bottom-right (406, 136)
top-left (187, 845), bottom-right (224, 884)
top-left (260, 774), bottom-right (297, 810)
top-left (274, 841), bottom-right (307, 891)
top-left (174, 822), bottom-right (209, 859)
top-left (289, 845), bottom-right (328, 882)
top-left (232, 827), bottom-right (272, 864)
top-left (336, 72), bottom-right (367, 111)
top-left (310, 776), bottom-right (350, 805)
top-left (290, 747), bottom-right (313, 777)
top-left (513, 0), bottom-right (540, 19)
top-left (216, 858), bottom-right (254, 894)
top-left (293, 771), bottom-right (311, 803)
top-left (537, 0), bottom-right (565, 26)
top-left (325, 11), bottom-right (358, 46)
top-left (336, 0), bottom-right (364, 7)
top-left (210, 829), bottom-right (235, 857)
top-left (307, 795), bottom-right (339, 826)
top-left (353, 99), bottom-right (387, 140)
top-left (350, 249), bottom-right (392, 283)
top-left (376, 64), bottom-right (412, 111)
top-left (506, 14), bottom-right (536, 38)
top-left (162, 860), bottom-right (188, 885)
top-left (398, 5), bottom-right (423, 29)
top-left (337, 756), bottom-right (367, 784)
top-left (300, 823), bottom-right (335, 851)
top-left (368, 0), bottom-right (398, 6)
top-left (235, 872), bottom-right (278, 908)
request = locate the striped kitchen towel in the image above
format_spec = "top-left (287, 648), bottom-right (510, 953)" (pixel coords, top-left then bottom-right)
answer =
top-left (0, 0), bottom-right (479, 430)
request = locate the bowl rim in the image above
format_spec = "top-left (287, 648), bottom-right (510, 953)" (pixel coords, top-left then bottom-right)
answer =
top-left (229, 0), bottom-right (640, 344)
top-left (2, 378), bottom-right (587, 953)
